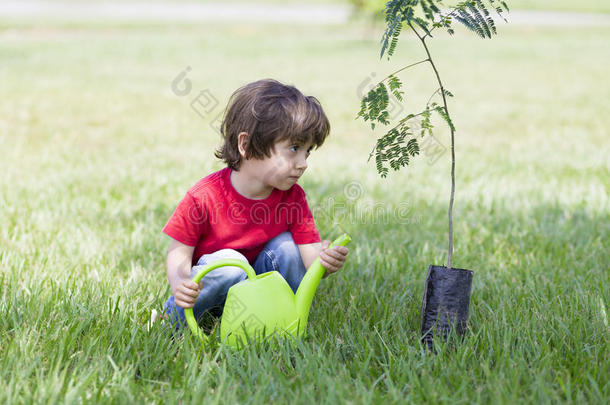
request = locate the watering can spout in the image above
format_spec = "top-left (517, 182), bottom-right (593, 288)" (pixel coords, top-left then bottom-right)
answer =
top-left (294, 233), bottom-right (351, 333)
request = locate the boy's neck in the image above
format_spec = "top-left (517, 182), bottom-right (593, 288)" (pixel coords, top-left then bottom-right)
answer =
top-left (230, 167), bottom-right (274, 200)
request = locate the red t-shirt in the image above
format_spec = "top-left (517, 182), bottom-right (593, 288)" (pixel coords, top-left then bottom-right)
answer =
top-left (162, 167), bottom-right (321, 265)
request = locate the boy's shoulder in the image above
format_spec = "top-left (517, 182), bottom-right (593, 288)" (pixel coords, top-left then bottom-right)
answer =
top-left (187, 167), bottom-right (229, 198)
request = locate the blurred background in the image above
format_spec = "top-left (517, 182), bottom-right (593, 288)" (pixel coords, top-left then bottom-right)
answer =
top-left (1, 0), bottom-right (607, 259)
top-left (0, 1), bottom-right (608, 402)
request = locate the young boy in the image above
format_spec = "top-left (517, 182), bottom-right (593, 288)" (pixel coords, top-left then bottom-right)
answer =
top-left (162, 79), bottom-right (349, 329)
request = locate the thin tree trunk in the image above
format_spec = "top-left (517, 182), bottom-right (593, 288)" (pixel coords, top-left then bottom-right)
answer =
top-left (409, 23), bottom-right (455, 269)
top-left (447, 128), bottom-right (455, 269)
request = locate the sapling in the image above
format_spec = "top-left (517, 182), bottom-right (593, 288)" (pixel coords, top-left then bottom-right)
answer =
top-left (357, 0), bottom-right (509, 347)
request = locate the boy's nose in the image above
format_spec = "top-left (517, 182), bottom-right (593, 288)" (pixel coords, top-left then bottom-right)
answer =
top-left (296, 157), bottom-right (308, 170)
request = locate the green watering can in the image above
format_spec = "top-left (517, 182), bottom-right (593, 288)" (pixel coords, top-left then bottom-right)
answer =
top-left (185, 233), bottom-right (351, 347)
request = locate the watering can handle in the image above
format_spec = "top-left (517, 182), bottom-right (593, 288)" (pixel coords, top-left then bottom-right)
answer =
top-left (184, 259), bottom-right (257, 340)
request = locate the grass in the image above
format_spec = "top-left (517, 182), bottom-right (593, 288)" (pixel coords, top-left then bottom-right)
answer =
top-left (1, 11), bottom-right (609, 405)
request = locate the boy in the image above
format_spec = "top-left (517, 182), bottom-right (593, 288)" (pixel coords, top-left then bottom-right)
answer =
top-left (162, 79), bottom-right (349, 329)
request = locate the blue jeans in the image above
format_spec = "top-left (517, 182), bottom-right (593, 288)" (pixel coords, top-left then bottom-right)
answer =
top-left (163, 231), bottom-right (307, 329)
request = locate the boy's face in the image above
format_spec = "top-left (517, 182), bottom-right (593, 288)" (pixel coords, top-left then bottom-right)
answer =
top-left (247, 138), bottom-right (313, 191)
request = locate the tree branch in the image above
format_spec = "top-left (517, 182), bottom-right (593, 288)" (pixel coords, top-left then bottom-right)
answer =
top-left (386, 58), bottom-right (430, 79)
top-left (424, 7), bottom-right (461, 39)
top-left (364, 58), bottom-right (430, 97)
top-left (426, 87), bottom-right (442, 106)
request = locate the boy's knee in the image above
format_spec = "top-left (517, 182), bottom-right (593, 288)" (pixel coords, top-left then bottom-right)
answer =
top-left (278, 239), bottom-right (303, 268)
top-left (214, 248), bottom-right (249, 261)
top-left (270, 232), bottom-right (300, 258)
top-left (196, 248), bottom-right (248, 266)
top-left (266, 232), bottom-right (305, 276)
top-left (218, 265), bottom-right (248, 285)
top-left (194, 248), bottom-right (249, 284)
top-left (211, 249), bottom-right (249, 282)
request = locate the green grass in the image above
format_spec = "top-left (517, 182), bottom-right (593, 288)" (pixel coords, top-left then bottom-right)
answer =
top-left (1, 14), bottom-right (608, 404)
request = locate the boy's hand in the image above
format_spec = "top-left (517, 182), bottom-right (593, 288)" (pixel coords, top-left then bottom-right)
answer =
top-left (174, 279), bottom-right (203, 309)
top-left (320, 240), bottom-right (349, 277)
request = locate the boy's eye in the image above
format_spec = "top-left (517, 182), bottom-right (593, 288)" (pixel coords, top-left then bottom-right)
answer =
top-left (290, 145), bottom-right (312, 156)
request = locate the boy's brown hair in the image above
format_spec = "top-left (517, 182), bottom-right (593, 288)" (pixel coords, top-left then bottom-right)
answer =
top-left (215, 79), bottom-right (330, 170)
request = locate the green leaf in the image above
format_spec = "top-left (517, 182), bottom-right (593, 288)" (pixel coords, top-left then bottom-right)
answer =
top-left (455, 9), bottom-right (485, 38)
top-left (387, 75), bottom-right (404, 102)
top-left (380, 0), bottom-right (416, 60)
top-left (357, 82), bottom-right (393, 130)
top-left (434, 105), bottom-right (456, 132)
top-left (466, 2), bottom-right (491, 38)
top-left (413, 16), bottom-right (431, 37)
top-left (372, 121), bottom-right (421, 178)
top-left (367, 0), bottom-right (509, 179)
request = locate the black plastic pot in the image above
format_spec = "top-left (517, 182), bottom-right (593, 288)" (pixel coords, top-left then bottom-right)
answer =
top-left (420, 265), bottom-right (474, 350)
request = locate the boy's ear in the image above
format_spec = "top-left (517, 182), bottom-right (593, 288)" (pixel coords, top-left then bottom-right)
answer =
top-left (237, 132), bottom-right (249, 157)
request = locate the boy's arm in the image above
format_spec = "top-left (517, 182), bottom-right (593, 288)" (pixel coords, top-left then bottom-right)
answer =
top-left (297, 241), bottom-right (349, 278)
top-left (166, 238), bottom-right (200, 308)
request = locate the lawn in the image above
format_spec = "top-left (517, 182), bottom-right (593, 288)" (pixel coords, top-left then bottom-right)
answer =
top-left (0, 7), bottom-right (608, 405)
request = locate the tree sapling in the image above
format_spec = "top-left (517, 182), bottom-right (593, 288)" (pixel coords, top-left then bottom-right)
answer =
top-left (357, 0), bottom-right (510, 349)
